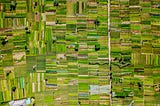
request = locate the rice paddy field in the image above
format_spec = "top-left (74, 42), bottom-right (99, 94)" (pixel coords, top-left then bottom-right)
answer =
top-left (0, 0), bottom-right (160, 106)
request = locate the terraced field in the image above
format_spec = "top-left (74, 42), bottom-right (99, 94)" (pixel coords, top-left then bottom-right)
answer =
top-left (0, 0), bottom-right (160, 106)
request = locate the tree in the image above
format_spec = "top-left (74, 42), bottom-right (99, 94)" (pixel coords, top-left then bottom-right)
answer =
top-left (26, 30), bottom-right (30, 34)
top-left (52, 37), bottom-right (57, 44)
top-left (1, 37), bottom-right (8, 46)
top-left (75, 44), bottom-right (79, 51)
top-left (25, 27), bottom-right (28, 30)
top-left (11, 86), bottom-right (16, 92)
top-left (10, 1), bottom-right (17, 11)
top-left (54, 0), bottom-right (59, 6)
top-left (137, 82), bottom-right (143, 90)
top-left (6, 71), bottom-right (11, 77)
top-left (11, 86), bottom-right (16, 100)
top-left (94, 19), bottom-right (100, 28)
top-left (158, 4), bottom-right (160, 8)
top-left (95, 44), bottom-right (100, 51)
top-left (35, 2), bottom-right (37, 6)
top-left (25, 46), bottom-right (29, 52)
top-left (1, 39), bottom-right (8, 46)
